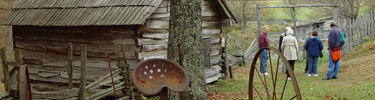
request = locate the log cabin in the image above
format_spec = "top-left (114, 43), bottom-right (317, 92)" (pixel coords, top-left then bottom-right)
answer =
top-left (2, 0), bottom-right (236, 92)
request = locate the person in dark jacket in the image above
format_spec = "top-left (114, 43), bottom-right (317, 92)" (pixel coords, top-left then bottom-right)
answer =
top-left (258, 26), bottom-right (270, 75)
top-left (323, 23), bottom-right (341, 80)
top-left (279, 27), bottom-right (291, 72)
top-left (304, 32), bottom-right (313, 73)
top-left (304, 31), bottom-right (323, 76)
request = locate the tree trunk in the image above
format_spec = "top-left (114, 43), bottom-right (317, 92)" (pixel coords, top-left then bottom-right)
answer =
top-left (168, 0), bottom-right (207, 100)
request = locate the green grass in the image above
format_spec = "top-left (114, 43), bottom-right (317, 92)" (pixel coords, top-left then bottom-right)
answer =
top-left (262, 1), bottom-right (316, 20)
top-left (208, 38), bottom-right (375, 99)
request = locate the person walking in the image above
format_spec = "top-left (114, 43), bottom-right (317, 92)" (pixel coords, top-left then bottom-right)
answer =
top-left (281, 28), bottom-right (298, 80)
top-left (323, 23), bottom-right (342, 80)
top-left (304, 32), bottom-right (313, 73)
top-left (258, 26), bottom-right (270, 75)
top-left (304, 31), bottom-right (323, 77)
top-left (279, 27), bottom-right (291, 73)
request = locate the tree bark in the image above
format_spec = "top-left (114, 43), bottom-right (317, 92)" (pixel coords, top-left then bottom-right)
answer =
top-left (168, 0), bottom-right (207, 100)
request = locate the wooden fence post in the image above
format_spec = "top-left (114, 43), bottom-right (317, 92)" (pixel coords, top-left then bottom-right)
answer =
top-left (241, 34), bottom-right (245, 65)
top-left (361, 15), bottom-right (365, 42)
top-left (15, 50), bottom-right (23, 65)
top-left (79, 45), bottom-right (87, 100)
top-left (256, 4), bottom-right (261, 35)
top-left (234, 34), bottom-right (238, 55)
top-left (352, 19), bottom-right (355, 48)
top-left (67, 43), bottom-right (73, 89)
top-left (365, 11), bottom-right (370, 39)
top-left (371, 9), bottom-right (374, 39)
top-left (0, 48), bottom-right (11, 92)
top-left (225, 34), bottom-right (229, 79)
top-left (356, 17), bottom-right (361, 46)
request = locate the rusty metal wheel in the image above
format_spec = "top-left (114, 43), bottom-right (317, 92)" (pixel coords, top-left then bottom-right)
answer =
top-left (249, 47), bottom-right (301, 100)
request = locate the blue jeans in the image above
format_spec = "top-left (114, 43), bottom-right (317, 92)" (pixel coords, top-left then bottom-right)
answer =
top-left (308, 56), bottom-right (319, 74)
top-left (259, 49), bottom-right (267, 73)
top-left (281, 62), bottom-right (285, 72)
top-left (325, 50), bottom-right (340, 79)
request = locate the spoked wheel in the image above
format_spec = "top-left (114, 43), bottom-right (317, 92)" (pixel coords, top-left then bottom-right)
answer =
top-left (248, 47), bottom-right (301, 100)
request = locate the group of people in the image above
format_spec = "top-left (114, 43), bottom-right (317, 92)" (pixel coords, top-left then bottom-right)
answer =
top-left (257, 22), bottom-right (343, 81)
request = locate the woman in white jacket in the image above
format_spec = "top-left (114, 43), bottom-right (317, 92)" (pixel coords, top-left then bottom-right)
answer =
top-left (281, 28), bottom-right (299, 80)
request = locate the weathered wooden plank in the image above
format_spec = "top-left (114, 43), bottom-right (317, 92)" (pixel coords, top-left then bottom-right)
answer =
top-left (138, 50), bottom-right (167, 60)
top-left (32, 88), bottom-right (79, 99)
top-left (85, 68), bottom-right (122, 91)
top-left (349, 20), bottom-right (353, 52)
top-left (202, 21), bottom-right (221, 27)
top-left (65, 34), bottom-right (88, 43)
top-left (150, 13), bottom-right (170, 18)
top-left (1, 48), bottom-right (12, 92)
top-left (365, 11), bottom-right (369, 38)
top-left (87, 82), bottom-right (125, 100)
top-left (371, 9), bottom-right (374, 39)
top-left (79, 45), bottom-right (87, 100)
top-left (205, 72), bottom-right (221, 83)
top-left (210, 37), bottom-right (221, 44)
top-left (224, 34), bottom-right (229, 79)
top-left (15, 43), bottom-right (47, 53)
top-left (142, 44), bottom-right (167, 51)
top-left (148, 20), bottom-right (169, 29)
top-left (159, 0), bottom-right (169, 8)
top-left (67, 43), bottom-right (73, 88)
top-left (60, 72), bottom-right (81, 80)
top-left (153, 7), bottom-right (168, 14)
top-left (256, 4), bottom-right (261, 35)
top-left (137, 38), bottom-right (168, 45)
top-left (372, 9), bottom-right (375, 39)
top-left (109, 26), bottom-right (134, 35)
top-left (357, 18), bottom-right (360, 46)
top-left (143, 55), bottom-right (167, 60)
top-left (39, 72), bottom-right (59, 78)
top-left (142, 33), bottom-right (169, 39)
top-left (360, 16), bottom-right (364, 42)
top-left (210, 49), bottom-right (220, 56)
top-left (203, 29), bottom-right (221, 35)
top-left (203, 38), bottom-right (211, 67)
top-left (205, 67), bottom-right (220, 78)
top-left (210, 55), bottom-right (221, 66)
top-left (221, 18), bottom-right (233, 27)
top-left (19, 65), bottom-right (30, 100)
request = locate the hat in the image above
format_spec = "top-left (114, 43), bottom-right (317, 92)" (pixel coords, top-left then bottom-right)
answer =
top-left (286, 28), bottom-right (294, 36)
top-left (285, 27), bottom-right (292, 30)
top-left (330, 22), bottom-right (336, 27)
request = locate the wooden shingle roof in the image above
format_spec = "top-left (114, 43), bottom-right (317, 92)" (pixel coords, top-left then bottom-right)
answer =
top-left (2, 0), bottom-right (162, 26)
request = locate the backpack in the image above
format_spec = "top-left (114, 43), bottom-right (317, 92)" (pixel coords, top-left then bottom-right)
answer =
top-left (340, 31), bottom-right (345, 46)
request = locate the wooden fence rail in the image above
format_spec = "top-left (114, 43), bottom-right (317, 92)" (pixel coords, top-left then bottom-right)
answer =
top-left (0, 44), bottom-right (136, 100)
top-left (338, 9), bottom-right (375, 55)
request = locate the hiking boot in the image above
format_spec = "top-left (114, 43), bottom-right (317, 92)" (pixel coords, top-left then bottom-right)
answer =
top-left (332, 77), bottom-right (337, 79)
top-left (322, 78), bottom-right (331, 80)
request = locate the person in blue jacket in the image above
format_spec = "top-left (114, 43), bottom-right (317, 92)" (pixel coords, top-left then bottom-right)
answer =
top-left (304, 31), bottom-right (323, 77)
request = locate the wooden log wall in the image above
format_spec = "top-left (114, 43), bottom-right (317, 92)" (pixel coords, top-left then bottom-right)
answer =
top-left (140, 0), bottom-right (226, 65)
top-left (12, 0), bottom-right (232, 89)
top-left (13, 25), bottom-right (140, 91)
top-left (139, 0), bottom-right (230, 83)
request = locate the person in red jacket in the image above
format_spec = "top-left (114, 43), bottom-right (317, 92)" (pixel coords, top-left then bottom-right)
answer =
top-left (258, 26), bottom-right (270, 75)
